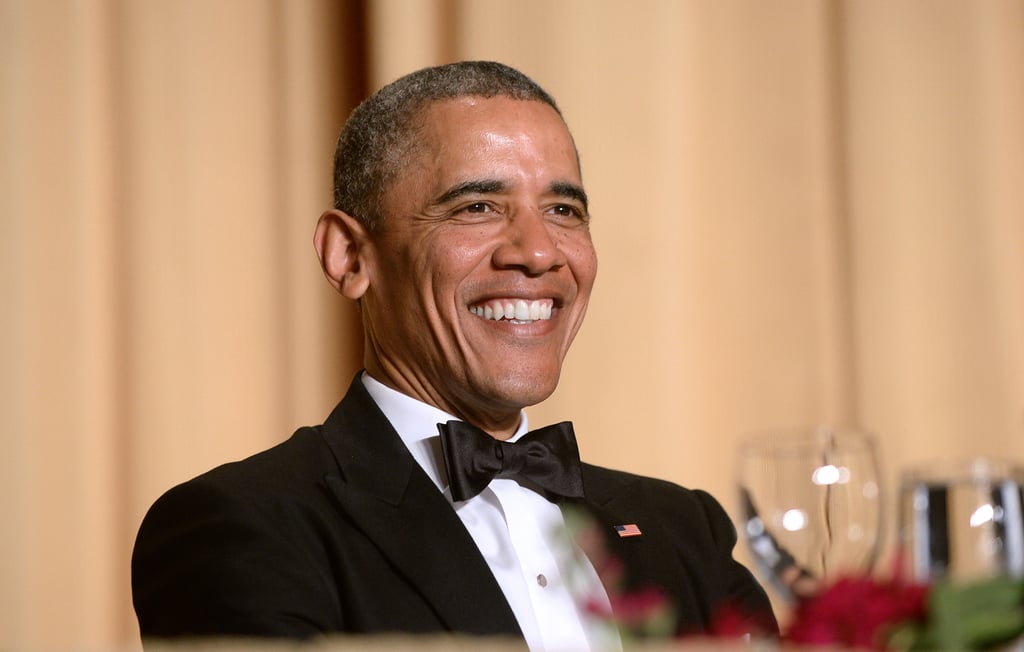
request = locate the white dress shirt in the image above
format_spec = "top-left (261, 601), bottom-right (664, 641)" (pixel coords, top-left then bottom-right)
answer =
top-left (362, 374), bottom-right (621, 652)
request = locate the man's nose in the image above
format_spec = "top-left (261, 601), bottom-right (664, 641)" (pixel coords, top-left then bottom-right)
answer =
top-left (491, 211), bottom-right (567, 275)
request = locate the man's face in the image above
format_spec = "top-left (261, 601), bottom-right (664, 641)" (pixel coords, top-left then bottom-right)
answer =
top-left (360, 96), bottom-right (597, 435)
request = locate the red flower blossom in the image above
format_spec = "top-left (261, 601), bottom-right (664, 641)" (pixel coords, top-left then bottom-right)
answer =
top-left (784, 576), bottom-right (929, 649)
top-left (585, 585), bottom-right (675, 638)
top-left (608, 586), bottom-right (672, 627)
top-left (708, 601), bottom-right (776, 639)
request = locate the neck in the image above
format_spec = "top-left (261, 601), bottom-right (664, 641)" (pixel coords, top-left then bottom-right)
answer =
top-left (362, 367), bottom-right (522, 441)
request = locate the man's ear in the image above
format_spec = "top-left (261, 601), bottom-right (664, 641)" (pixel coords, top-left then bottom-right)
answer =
top-left (313, 209), bottom-right (371, 300)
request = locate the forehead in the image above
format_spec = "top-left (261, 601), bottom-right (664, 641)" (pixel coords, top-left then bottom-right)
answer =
top-left (412, 96), bottom-right (581, 178)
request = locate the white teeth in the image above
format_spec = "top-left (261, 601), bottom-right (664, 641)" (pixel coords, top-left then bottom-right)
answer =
top-left (470, 298), bottom-right (554, 322)
top-left (514, 300), bottom-right (529, 320)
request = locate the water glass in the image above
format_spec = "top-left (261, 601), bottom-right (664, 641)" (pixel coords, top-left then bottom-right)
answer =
top-left (737, 427), bottom-right (883, 601)
top-left (899, 458), bottom-right (1024, 582)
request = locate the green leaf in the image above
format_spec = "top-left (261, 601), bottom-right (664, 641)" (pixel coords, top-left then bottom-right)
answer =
top-left (923, 577), bottom-right (1024, 650)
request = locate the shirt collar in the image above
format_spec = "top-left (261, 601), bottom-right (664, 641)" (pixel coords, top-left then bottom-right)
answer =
top-left (360, 372), bottom-right (531, 493)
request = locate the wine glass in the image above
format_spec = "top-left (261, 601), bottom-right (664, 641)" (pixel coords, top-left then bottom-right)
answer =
top-left (899, 458), bottom-right (1024, 583)
top-left (737, 427), bottom-right (883, 602)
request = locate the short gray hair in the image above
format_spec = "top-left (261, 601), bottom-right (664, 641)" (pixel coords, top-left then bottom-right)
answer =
top-left (333, 61), bottom-right (563, 231)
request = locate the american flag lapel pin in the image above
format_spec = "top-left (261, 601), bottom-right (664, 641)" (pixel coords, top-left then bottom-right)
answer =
top-left (614, 523), bottom-right (642, 538)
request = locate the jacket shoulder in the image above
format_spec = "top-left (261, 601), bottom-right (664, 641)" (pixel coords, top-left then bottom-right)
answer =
top-left (581, 463), bottom-right (724, 518)
top-left (180, 425), bottom-right (331, 493)
top-left (580, 463), bottom-right (777, 636)
top-left (131, 426), bottom-right (343, 638)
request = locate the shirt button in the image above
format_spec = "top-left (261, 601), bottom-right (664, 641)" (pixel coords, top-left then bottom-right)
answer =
top-left (536, 573), bottom-right (548, 587)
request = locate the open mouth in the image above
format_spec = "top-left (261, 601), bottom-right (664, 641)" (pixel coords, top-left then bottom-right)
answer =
top-left (468, 298), bottom-right (553, 322)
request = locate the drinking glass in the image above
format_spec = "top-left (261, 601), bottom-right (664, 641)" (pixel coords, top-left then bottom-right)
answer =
top-left (737, 427), bottom-right (883, 602)
top-left (899, 458), bottom-right (1024, 582)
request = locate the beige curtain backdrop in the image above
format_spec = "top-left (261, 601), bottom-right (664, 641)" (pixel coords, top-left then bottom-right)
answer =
top-left (2, 0), bottom-right (1021, 649)
top-left (1, 0), bottom-right (366, 647)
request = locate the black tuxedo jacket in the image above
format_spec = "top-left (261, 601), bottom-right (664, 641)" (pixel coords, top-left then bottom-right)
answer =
top-left (132, 378), bottom-right (776, 640)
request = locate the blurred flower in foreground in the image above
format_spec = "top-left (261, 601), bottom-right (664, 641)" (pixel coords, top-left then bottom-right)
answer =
top-left (778, 573), bottom-right (1024, 651)
top-left (783, 576), bottom-right (929, 649)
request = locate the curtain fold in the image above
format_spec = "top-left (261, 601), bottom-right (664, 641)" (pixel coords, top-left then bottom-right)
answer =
top-left (1, 1), bottom-right (366, 646)
top-left (2, 0), bottom-right (1020, 647)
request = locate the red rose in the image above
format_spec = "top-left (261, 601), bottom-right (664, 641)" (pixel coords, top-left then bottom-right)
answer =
top-left (784, 576), bottom-right (929, 649)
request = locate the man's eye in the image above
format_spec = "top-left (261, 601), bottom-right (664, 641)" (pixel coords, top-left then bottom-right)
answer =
top-left (550, 204), bottom-right (586, 220)
top-left (464, 202), bottom-right (491, 213)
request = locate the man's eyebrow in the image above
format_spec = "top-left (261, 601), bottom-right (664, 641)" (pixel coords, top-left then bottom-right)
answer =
top-left (550, 181), bottom-right (589, 211)
top-left (431, 179), bottom-right (506, 206)
top-left (429, 178), bottom-right (589, 212)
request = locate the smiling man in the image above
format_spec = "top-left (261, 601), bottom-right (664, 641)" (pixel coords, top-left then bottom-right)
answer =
top-left (132, 61), bottom-right (775, 650)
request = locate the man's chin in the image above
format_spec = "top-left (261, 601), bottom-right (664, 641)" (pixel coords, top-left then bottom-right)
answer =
top-left (472, 371), bottom-right (560, 411)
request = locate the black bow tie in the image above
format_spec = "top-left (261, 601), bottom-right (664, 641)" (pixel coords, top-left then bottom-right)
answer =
top-left (437, 420), bottom-right (585, 503)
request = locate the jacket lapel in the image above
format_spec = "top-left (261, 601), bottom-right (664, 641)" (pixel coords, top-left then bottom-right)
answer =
top-left (319, 379), bottom-right (521, 637)
top-left (577, 464), bottom-right (711, 629)
top-left (576, 467), bottom-right (660, 589)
